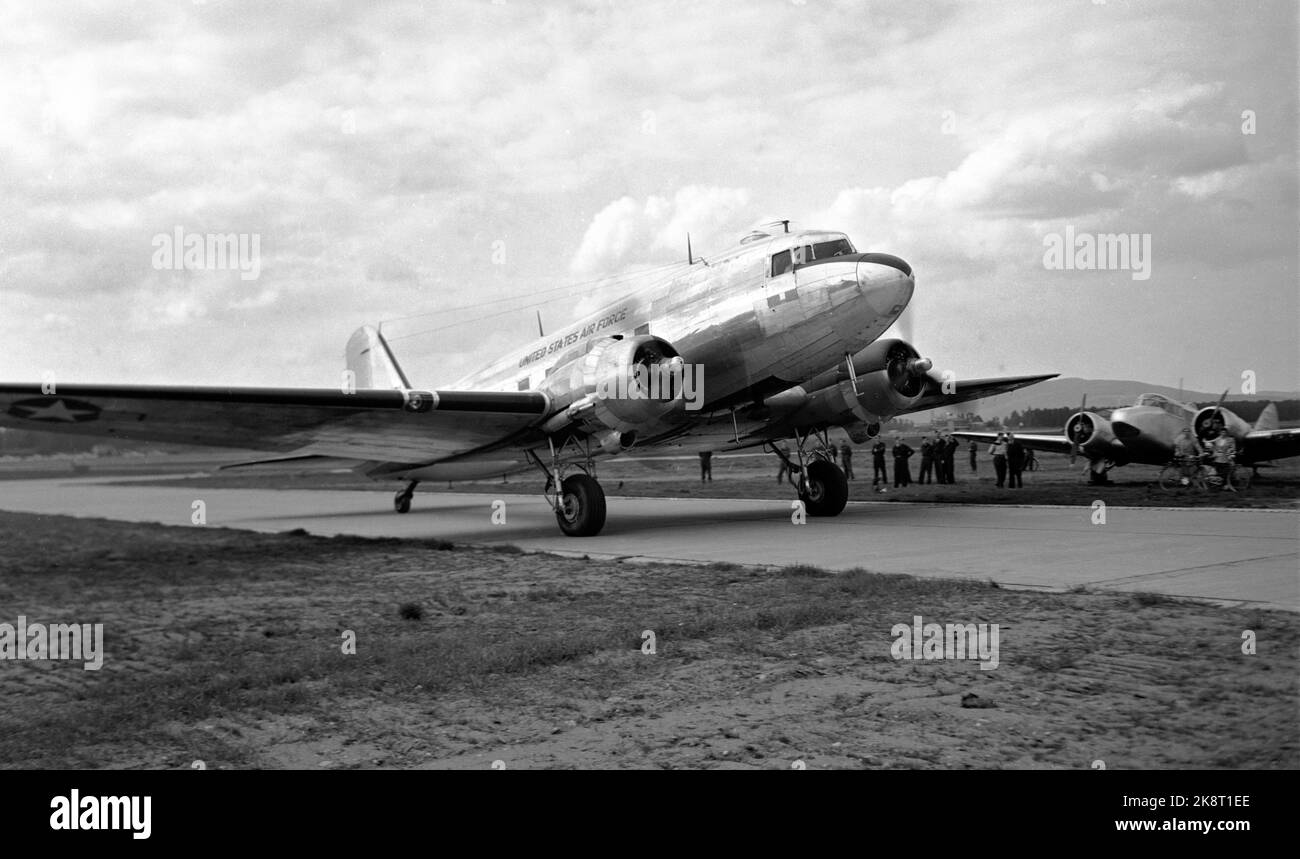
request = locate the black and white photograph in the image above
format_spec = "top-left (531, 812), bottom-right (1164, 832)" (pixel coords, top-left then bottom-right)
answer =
top-left (1, 0), bottom-right (1296, 815)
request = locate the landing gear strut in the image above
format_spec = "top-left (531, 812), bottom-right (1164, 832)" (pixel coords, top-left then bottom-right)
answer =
top-left (528, 435), bottom-right (608, 537)
top-left (393, 480), bottom-right (419, 514)
top-left (771, 428), bottom-right (849, 517)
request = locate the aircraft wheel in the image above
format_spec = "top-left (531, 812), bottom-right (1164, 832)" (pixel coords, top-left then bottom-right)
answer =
top-left (800, 460), bottom-right (848, 517)
top-left (555, 473), bottom-right (607, 537)
top-left (394, 490), bottom-right (412, 514)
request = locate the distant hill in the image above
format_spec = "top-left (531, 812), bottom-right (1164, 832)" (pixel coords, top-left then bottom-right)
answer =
top-left (926, 378), bottom-right (1300, 422)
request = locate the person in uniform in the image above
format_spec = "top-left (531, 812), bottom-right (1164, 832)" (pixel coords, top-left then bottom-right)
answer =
top-left (943, 434), bottom-right (959, 483)
top-left (918, 435), bottom-right (934, 484)
top-left (839, 442), bottom-right (854, 480)
top-left (892, 437), bottom-right (914, 487)
top-left (1005, 433), bottom-right (1026, 488)
top-left (698, 450), bottom-right (713, 482)
top-left (969, 439), bottom-right (978, 472)
top-left (871, 438), bottom-right (888, 486)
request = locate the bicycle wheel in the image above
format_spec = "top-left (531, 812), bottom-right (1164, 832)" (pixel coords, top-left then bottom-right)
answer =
top-left (1158, 465), bottom-right (1184, 492)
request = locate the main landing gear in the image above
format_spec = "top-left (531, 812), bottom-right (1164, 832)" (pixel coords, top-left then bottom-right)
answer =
top-left (528, 436), bottom-right (608, 537)
top-left (770, 429), bottom-right (849, 517)
top-left (393, 480), bottom-right (419, 514)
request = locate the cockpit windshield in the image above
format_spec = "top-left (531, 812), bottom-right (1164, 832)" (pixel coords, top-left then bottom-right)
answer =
top-left (1135, 393), bottom-right (1189, 416)
top-left (769, 236), bottom-right (857, 277)
top-left (813, 238), bottom-right (854, 258)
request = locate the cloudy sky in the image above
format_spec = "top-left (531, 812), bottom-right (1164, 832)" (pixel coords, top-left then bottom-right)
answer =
top-left (1, 0), bottom-right (1295, 397)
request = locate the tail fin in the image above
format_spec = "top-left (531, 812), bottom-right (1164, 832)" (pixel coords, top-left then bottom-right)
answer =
top-left (345, 325), bottom-right (411, 390)
top-left (1254, 402), bottom-right (1279, 431)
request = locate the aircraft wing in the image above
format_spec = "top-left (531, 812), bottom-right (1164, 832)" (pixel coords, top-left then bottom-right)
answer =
top-left (1241, 427), bottom-right (1300, 463)
top-left (0, 383), bottom-right (548, 465)
top-left (951, 430), bottom-right (1076, 455)
top-left (900, 373), bottom-right (1060, 415)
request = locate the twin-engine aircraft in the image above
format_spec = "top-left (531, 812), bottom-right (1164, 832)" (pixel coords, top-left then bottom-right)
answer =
top-left (955, 392), bottom-right (1300, 483)
top-left (1, 223), bottom-right (1057, 536)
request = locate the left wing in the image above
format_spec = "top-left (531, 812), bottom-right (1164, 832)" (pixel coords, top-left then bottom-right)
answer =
top-left (899, 373), bottom-right (1060, 415)
top-left (0, 383), bottom-right (549, 465)
top-left (950, 430), bottom-right (1078, 455)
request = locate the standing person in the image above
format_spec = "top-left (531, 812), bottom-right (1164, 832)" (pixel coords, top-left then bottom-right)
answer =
top-left (839, 442), bottom-right (854, 480)
top-left (871, 438), bottom-right (888, 486)
top-left (918, 435), bottom-right (934, 484)
top-left (1173, 427), bottom-right (1204, 484)
top-left (892, 437), bottom-right (914, 487)
top-left (969, 439), bottom-right (978, 472)
top-left (698, 450), bottom-right (712, 483)
top-left (1209, 427), bottom-right (1238, 492)
top-left (775, 442), bottom-right (795, 486)
top-left (1006, 433), bottom-right (1026, 488)
top-left (989, 433), bottom-right (1008, 488)
top-left (943, 434), bottom-right (959, 483)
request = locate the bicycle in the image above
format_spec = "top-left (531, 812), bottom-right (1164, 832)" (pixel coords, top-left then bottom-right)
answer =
top-left (1158, 458), bottom-right (1208, 492)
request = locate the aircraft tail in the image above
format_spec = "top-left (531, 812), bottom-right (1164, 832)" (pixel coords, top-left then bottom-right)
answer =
top-left (1254, 402), bottom-right (1279, 431)
top-left (345, 325), bottom-right (411, 390)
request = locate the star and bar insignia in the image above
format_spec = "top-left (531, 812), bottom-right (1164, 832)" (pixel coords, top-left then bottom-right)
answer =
top-left (6, 397), bottom-right (102, 423)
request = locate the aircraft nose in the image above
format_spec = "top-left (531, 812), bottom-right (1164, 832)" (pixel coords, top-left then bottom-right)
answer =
top-left (856, 253), bottom-right (914, 311)
top-left (1112, 420), bottom-right (1141, 440)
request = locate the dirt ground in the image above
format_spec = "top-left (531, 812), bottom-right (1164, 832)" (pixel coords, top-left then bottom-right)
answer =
top-left (1, 510), bottom-right (1295, 770)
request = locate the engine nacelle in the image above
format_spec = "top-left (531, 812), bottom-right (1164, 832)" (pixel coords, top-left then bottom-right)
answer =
top-left (765, 339), bottom-right (933, 426)
top-left (1065, 411), bottom-right (1114, 456)
top-left (851, 340), bottom-right (931, 419)
top-left (843, 419), bottom-right (882, 444)
top-left (539, 335), bottom-right (688, 437)
top-left (1193, 406), bottom-right (1249, 443)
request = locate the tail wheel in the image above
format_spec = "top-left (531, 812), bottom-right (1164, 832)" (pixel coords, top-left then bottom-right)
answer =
top-left (800, 460), bottom-right (848, 517)
top-left (555, 473), bottom-right (607, 537)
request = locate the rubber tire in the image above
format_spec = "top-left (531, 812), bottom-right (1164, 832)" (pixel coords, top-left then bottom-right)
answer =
top-left (394, 491), bottom-right (412, 514)
top-left (800, 460), bottom-right (848, 517)
top-left (555, 473), bottom-right (607, 537)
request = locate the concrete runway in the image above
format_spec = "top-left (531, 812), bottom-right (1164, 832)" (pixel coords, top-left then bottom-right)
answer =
top-left (1, 477), bottom-right (1296, 610)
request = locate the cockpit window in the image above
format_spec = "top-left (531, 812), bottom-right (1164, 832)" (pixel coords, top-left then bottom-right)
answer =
top-left (771, 250), bottom-right (792, 276)
top-left (772, 238), bottom-right (857, 276)
top-left (813, 238), bottom-right (854, 259)
top-left (1136, 393), bottom-right (1189, 417)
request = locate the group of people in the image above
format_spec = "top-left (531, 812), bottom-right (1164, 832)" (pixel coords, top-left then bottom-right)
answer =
top-left (986, 432), bottom-right (1030, 488)
top-left (1174, 425), bottom-right (1239, 490)
top-left (918, 433), bottom-right (961, 484)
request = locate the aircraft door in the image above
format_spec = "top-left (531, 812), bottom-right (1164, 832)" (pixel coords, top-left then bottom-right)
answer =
top-left (754, 246), bottom-right (810, 373)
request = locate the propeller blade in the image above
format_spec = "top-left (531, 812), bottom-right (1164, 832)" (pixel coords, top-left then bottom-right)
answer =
top-left (1070, 392), bottom-right (1086, 465)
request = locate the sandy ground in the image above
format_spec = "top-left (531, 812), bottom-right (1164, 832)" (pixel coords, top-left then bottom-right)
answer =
top-left (1, 510), bottom-right (1295, 770)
